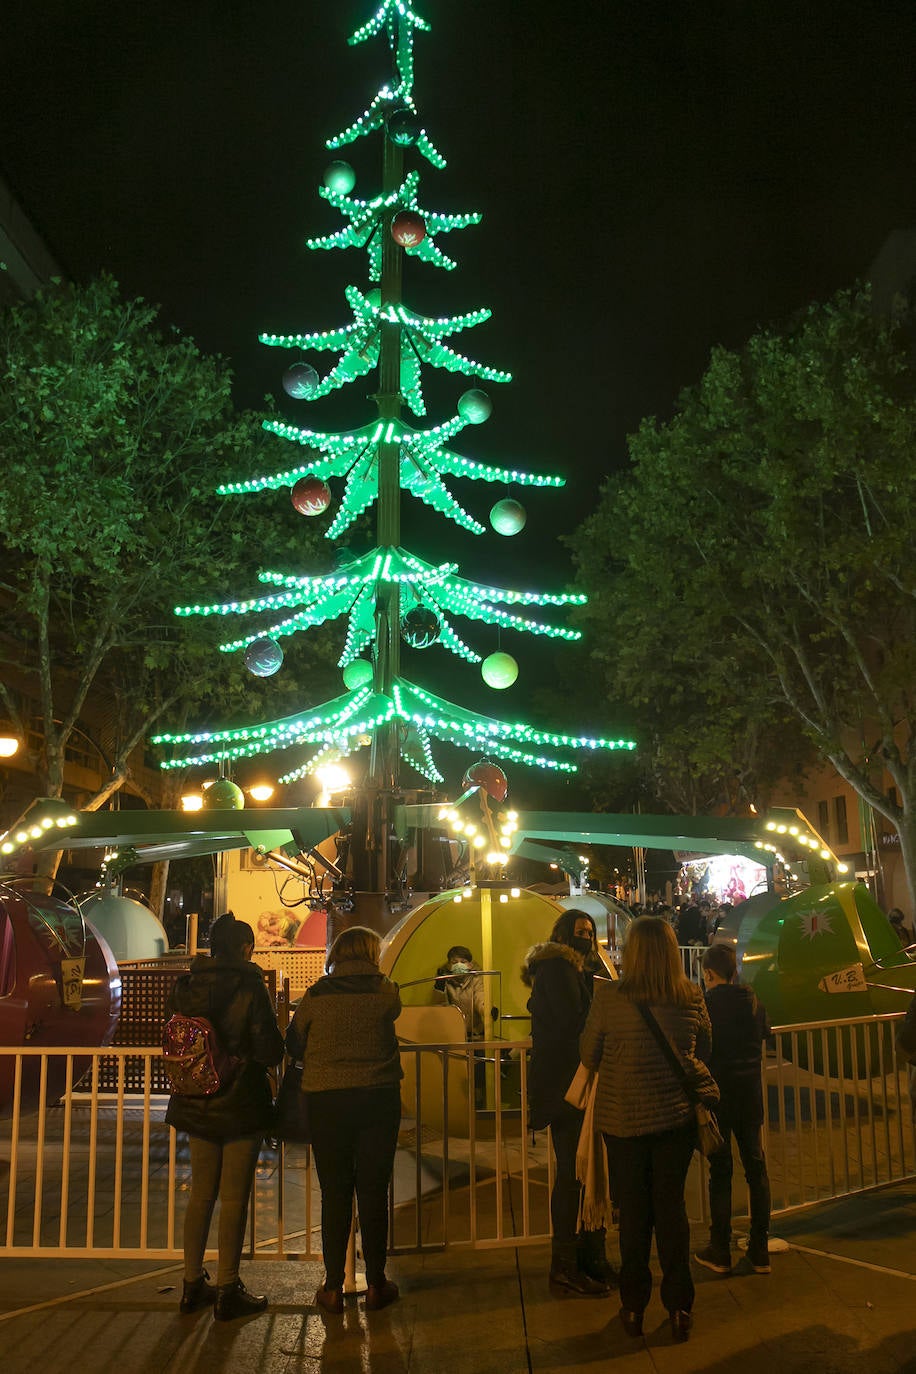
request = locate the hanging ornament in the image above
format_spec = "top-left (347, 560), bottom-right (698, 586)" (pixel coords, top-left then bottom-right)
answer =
top-left (323, 160), bottom-right (356, 194)
top-left (400, 606), bottom-right (442, 649)
top-left (458, 388), bottom-right (492, 424)
top-left (245, 637), bottom-right (284, 677)
top-left (462, 758), bottom-right (509, 803)
top-left (391, 210), bottom-right (427, 247)
top-left (490, 498), bottom-right (527, 536)
top-left (386, 107), bottom-right (421, 146)
top-left (343, 659), bottom-right (374, 690)
top-left (282, 361), bottom-right (319, 399)
top-left (481, 651), bottom-right (518, 690)
top-left (291, 476), bottom-right (332, 515)
top-left (202, 779), bottom-right (245, 810)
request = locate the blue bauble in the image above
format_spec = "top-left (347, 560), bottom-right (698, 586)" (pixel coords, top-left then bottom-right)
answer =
top-left (386, 107), bottom-right (421, 146)
top-left (245, 637), bottom-right (284, 677)
top-left (282, 362), bottom-right (319, 400)
top-left (400, 606), bottom-right (441, 649)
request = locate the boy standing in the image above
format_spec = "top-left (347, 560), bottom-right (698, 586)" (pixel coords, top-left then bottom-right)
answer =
top-left (694, 943), bottom-right (772, 1275)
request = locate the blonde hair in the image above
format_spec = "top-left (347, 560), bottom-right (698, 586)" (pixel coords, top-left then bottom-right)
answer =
top-left (618, 917), bottom-right (696, 1006)
top-left (326, 924), bottom-right (382, 971)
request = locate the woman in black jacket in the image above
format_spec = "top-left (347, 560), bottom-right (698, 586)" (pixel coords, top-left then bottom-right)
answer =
top-left (521, 909), bottom-right (615, 1297)
top-left (166, 912), bottom-right (283, 1321)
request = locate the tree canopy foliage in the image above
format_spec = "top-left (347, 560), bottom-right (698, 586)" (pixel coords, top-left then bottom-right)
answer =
top-left (573, 287), bottom-right (916, 902)
top-left (0, 275), bottom-right (336, 814)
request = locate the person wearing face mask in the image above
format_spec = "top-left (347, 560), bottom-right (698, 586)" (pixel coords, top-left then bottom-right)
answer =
top-left (522, 909), bottom-right (617, 1297)
top-left (434, 945), bottom-right (486, 1040)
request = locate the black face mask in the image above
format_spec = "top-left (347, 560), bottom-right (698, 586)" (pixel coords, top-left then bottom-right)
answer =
top-left (570, 935), bottom-right (593, 957)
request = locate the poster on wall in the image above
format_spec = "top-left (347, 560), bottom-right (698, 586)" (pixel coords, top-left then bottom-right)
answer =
top-left (255, 906), bottom-right (327, 948)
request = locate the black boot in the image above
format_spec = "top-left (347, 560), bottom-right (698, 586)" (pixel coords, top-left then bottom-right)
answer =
top-left (549, 1243), bottom-right (610, 1297)
top-left (577, 1228), bottom-right (619, 1287)
top-left (179, 1271), bottom-right (216, 1314)
top-left (214, 1278), bottom-right (268, 1322)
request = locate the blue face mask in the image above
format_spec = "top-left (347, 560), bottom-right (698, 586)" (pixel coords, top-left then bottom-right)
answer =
top-left (450, 962), bottom-right (470, 975)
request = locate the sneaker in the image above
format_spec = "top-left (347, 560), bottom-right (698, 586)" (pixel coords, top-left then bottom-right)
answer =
top-left (746, 1246), bottom-right (771, 1274)
top-left (693, 1245), bottom-right (732, 1275)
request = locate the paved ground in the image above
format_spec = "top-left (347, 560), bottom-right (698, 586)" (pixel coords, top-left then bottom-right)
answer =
top-left (1, 1182), bottom-right (915, 1374)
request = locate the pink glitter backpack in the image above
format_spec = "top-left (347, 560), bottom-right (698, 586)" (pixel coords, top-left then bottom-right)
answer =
top-left (162, 1012), bottom-right (240, 1097)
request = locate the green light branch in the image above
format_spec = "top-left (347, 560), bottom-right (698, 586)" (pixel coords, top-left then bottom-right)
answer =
top-left (310, 170), bottom-right (482, 278)
top-left (259, 288), bottom-right (510, 418)
top-left (221, 413), bottom-right (564, 540)
top-left (153, 674), bottom-right (637, 779)
top-left (175, 545), bottom-right (586, 662)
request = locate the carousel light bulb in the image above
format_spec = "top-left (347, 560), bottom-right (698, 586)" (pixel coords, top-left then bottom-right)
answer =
top-left (837, 862), bottom-right (849, 874)
top-left (463, 887), bottom-right (472, 898)
top-left (499, 893), bottom-right (509, 904)
top-left (510, 887), bottom-right (520, 898)
top-left (472, 835), bottom-right (486, 849)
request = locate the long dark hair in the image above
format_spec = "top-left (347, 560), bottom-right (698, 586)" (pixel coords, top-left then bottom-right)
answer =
top-left (550, 908), bottom-right (597, 950)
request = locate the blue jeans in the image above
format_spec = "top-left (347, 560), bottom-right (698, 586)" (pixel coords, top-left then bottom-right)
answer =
top-left (604, 1124), bottom-right (696, 1314)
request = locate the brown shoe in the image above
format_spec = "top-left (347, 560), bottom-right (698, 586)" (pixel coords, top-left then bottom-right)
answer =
top-left (316, 1285), bottom-right (343, 1315)
top-left (366, 1279), bottom-right (399, 1311)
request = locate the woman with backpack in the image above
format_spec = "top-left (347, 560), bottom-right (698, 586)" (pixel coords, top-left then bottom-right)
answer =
top-left (165, 912), bottom-right (283, 1321)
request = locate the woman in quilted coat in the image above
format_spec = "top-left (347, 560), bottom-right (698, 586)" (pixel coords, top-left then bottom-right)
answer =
top-left (580, 916), bottom-right (718, 1343)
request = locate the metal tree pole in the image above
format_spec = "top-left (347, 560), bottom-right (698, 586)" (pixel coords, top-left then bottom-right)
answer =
top-left (351, 130), bottom-right (404, 908)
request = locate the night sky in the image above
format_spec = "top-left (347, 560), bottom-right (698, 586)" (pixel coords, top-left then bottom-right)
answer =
top-left (3, 0), bottom-right (916, 788)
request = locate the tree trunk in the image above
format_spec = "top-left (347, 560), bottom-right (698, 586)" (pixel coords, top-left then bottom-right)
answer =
top-left (148, 859), bottom-right (170, 924)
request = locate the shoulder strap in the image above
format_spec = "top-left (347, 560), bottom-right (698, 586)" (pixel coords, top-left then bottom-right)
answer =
top-left (636, 1002), bottom-right (693, 1102)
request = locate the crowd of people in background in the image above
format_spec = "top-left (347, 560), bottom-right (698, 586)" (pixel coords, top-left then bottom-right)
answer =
top-left (163, 895), bottom-right (910, 1344)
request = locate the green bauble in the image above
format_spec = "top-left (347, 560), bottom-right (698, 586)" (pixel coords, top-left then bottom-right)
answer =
top-left (481, 651), bottom-right (518, 690)
top-left (458, 388), bottom-right (492, 424)
top-left (203, 779), bottom-right (245, 810)
top-left (343, 659), bottom-right (373, 690)
top-left (323, 160), bottom-right (356, 194)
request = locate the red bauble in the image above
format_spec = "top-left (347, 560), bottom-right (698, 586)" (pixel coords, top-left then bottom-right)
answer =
top-left (290, 475), bottom-right (332, 516)
top-left (391, 210), bottom-right (427, 247)
top-left (462, 759), bottom-right (509, 803)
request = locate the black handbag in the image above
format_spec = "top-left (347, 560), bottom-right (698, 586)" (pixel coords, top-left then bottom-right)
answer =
top-left (636, 1003), bottom-right (725, 1158)
top-left (273, 1060), bottom-right (310, 1143)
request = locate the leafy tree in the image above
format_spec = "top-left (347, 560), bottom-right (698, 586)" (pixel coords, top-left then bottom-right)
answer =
top-left (0, 275), bottom-right (336, 872)
top-left (572, 287), bottom-right (916, 905)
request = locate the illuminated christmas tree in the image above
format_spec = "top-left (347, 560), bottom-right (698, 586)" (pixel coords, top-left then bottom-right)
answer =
top-left (154, 1), bottom-right (634, 890)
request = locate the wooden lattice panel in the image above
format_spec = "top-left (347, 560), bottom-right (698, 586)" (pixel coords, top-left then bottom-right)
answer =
top-left (82, 963), bottom-right (280, 1093)
top-left (251, 946), bottom-right (326, 1001)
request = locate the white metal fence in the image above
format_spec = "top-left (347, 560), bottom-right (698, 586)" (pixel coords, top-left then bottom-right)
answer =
top-left (1, 1016), bottom-right (914, 1259)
